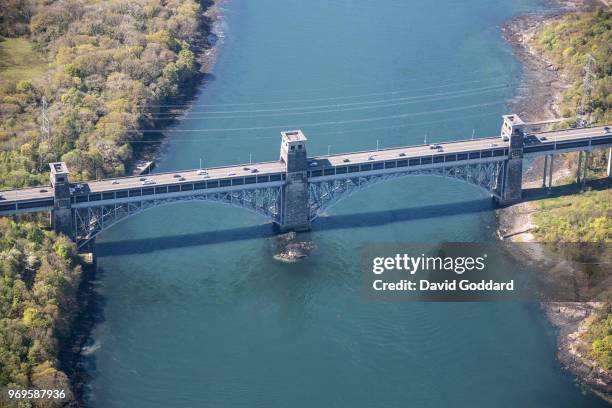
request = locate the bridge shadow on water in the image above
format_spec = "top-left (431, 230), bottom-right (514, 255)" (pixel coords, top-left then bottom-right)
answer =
top-left (95, 177), bottom-right (612, 256)
top-left (96, 198), bottom-right (495, 256)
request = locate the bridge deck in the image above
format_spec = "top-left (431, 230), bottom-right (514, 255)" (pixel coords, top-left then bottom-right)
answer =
top-left (0, 125), bottom-right (609, 212)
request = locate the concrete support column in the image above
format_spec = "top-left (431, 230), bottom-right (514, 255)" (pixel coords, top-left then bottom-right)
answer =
top-left (576, 151), bottom-right (582, 184)
top-left (548, 154), bottom-right (554, 194)
top-left (607, 147), bottom-right (612, 178)
top-left (582, 151), bottom-right (590, 189)
top-left (542, 155), bottom-right (548, 187)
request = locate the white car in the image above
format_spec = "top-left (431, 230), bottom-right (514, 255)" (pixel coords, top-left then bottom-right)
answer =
top-left (309, 161), bottom-right (318, 167)
top-left (141, 179), bottom-right (155, 185)
top-left (227, 172), bottom-right (236, 176)
top-left (368, 155), bottom-right (375, 161)
top-left (112, 180), bottom-right (120, 185)
top-left (197, 169), bottom-right (208, 175)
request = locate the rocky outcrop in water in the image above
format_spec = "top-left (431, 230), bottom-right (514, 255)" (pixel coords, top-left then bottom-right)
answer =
top-left (273, 232), bottom-right (315, 262)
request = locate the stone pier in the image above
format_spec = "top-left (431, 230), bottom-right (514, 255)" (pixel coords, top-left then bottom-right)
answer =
top-left (49, 162), bottom-right (73, 237)
top-left (278, 130), bottom-right (310, 232)
top-left (498, 115), bottom-right (524, 205)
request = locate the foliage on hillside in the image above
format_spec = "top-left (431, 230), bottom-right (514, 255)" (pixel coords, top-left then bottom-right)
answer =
top-left (535, 9), bottom-right (611, 125)
top-left (584, 311), bottom-right (612, 371)
top-left (532, 189), bottom-right (611, 243)
top-left (0, 219), bottom-right (82, 403)
top-left (0, 0), bottom-right (212, 188)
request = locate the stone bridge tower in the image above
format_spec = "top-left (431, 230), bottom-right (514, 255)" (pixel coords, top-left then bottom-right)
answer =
top-left (49, 162), bottom-right (73, 237)
top-left (498, 115), bottom-right (525, 205)
top-left (279, 130), bottom-right (310, 232)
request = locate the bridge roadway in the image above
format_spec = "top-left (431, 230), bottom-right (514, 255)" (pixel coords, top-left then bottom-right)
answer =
top-left (0, 124), bottom-right (610, 215)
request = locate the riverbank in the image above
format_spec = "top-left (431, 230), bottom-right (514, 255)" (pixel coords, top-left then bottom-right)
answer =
top-left (130, 0), bottom-right (227, 174)
top-left (63, 2), bottom-right (228, 405)
top-left (499, 0), bottom-right (611, 401)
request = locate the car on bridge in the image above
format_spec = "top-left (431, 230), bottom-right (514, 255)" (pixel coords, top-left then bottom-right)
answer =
top-left (142, 179), bottom-right (155, 185)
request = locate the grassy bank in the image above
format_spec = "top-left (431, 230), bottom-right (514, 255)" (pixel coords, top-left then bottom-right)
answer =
top-left (584, 309), bottom-right (612, 371)
top-left (532, 189), bottom-right (611, 243)
top-left (534, 9), bottom-right (611, 125)
top-left (0, 0), bottom-right (214, 188)
top-left (0, 38), bottom-right (48, 86)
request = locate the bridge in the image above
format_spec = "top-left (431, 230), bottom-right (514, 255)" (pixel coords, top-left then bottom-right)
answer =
top-left (0, 114), bottom-right (611, 248)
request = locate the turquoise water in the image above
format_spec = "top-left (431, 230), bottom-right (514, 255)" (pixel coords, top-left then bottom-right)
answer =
top-left (86, 0), bottom-right (608, 406)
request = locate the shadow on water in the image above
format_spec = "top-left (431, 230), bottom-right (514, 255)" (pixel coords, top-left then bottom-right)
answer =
top-left (96, 197), bottom-right (494, 255)
top-left (68, 264), bottom-right (107, 406)
top-left (95, 177), bottom-right (612, 256)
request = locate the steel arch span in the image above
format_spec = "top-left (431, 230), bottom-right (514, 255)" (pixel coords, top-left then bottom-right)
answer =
top-left (308, 161), bottom-right (504, 220)
top-left (73, 187), bottom-right (282, 249)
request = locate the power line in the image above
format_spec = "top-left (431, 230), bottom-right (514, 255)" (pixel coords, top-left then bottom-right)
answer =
top-left (141, 84), bottom-right (512, 119)
top-left (11, 102), bottom-right (504, 137)
top-left (122, 111), bottom-right (499, 143)
top-left (137, 76), bottom-right (516, 109)
top-left (123, 100), bottom-right (506, 133)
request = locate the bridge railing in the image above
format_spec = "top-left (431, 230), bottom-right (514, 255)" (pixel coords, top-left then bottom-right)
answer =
top-left (308, 136), bottom-right (504, 160)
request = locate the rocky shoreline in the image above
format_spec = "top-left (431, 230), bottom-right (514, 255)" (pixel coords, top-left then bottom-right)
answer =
top-left (499, 0), bottom-right (611, 401)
